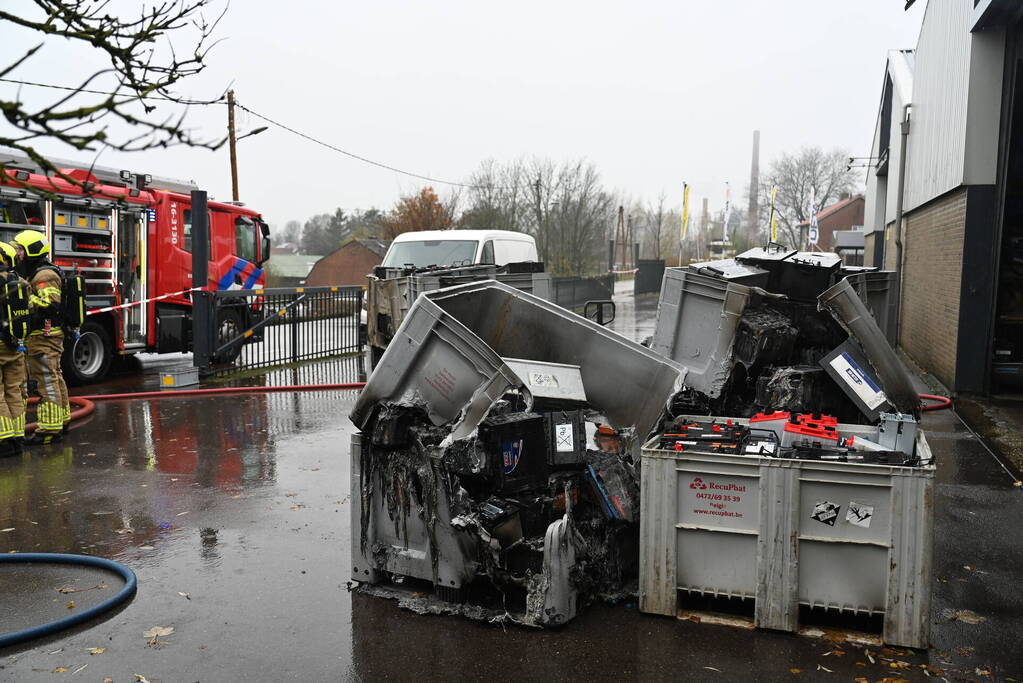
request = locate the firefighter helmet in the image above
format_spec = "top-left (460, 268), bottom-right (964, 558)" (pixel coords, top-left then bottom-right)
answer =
top-left (12, 229), bottom-right (49, 258)
top-left (0, 242), bottom-right (16, 269)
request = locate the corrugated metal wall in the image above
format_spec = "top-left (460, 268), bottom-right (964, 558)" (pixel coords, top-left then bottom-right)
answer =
top-left (904, 0), bottom-right (972, 212)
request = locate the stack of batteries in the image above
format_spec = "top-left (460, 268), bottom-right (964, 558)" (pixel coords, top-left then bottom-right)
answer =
top-left (659, 411), bottom-right (921, 466)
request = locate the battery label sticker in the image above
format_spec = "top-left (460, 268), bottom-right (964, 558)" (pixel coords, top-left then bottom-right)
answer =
top-left (829, 351), bottom-right (887, 410)
top-left (846, 501), bottom-right (874, 528)
top-left (555, 423), bottom-right (574, 452)
top-left (529, 372), bottom-right (559, 388)
top-left (501, 439), bottom-right (523, 474)
top-left (147, 208), bottom-right (157, 222)
top-left (811, 500), bottom-right (841, 526)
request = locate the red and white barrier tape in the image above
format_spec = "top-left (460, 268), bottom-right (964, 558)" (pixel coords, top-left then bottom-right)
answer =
top-left (87, 287), bottom-right (205, 315)
top-left (607, 268), bottom-right (639, 274)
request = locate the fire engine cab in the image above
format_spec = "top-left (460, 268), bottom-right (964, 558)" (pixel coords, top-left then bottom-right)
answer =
top-left (0, 150), bottom-right (270, 384)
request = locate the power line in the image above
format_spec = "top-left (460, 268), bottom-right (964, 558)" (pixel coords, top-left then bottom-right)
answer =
top-left (0, 76), bottom-right (504, 190)
top-left (0, 76), bottom-right (215, 105)
top-left (232, 100), bottom-right (493, 190)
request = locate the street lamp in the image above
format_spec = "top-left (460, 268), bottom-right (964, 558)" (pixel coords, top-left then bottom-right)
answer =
top-left (227, 89), bottom-right (267, 202)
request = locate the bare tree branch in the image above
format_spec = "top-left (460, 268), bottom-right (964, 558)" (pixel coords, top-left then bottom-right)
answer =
top-left (0, 0), bottom-right (228, 196)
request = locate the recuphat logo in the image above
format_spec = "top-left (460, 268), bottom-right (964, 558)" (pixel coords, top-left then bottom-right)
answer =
top-left (690, 477), bottom-right (707, 490)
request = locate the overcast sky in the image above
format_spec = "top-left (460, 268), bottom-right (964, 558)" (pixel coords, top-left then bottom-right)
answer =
top-left (3, 0), bottom-right (925, 229)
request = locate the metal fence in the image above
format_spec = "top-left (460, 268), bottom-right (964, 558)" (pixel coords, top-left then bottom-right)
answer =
top-left (551, 274), bottom-right (615, 309)
top-left (199, 286), bottom-right (364, 377)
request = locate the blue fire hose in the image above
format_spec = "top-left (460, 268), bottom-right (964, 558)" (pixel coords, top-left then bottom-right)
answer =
top-left (0, 553), bottom-right (137, 648)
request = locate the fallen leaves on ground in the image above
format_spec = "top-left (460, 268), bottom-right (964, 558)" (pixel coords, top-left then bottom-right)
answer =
top-left (88, 647), bottom-right (106, 655)
top-left (1013, 480), bottom-right (1021, 487)
top-left (52, 667), bottom-right (68, 673)
top-left (816, 664), bottom-right (832, 672)
top-left (65, 601), bottom-right (74, 609)
top-left (71, 664), bottom-right (87, 675)
top-left (943, 608), bottom-right (986, 624)
top-left (139, 545), bottom-right (155, 550)
top-left (133, 675), bottom-right (151, 683)
top-left (178, 591), bottom-right (191, 600)
top-left (143, 625), bottom-right (174, 647)
top-left (855, 678), bottom-right (869, 683)
top-left (975, 666), bottom-right (994, 678)
top-left (789, 668), bottom-right (802, 674)
top-left (954, 646), bottom-right (976, 657)
top-left (289, 505), bottom-right (306, 511)
top-left (114, 529), bottom-right (133, 535)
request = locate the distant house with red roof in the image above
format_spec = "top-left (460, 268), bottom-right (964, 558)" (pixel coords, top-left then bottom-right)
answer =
top-left (797, 193), bottom-right (865, 251)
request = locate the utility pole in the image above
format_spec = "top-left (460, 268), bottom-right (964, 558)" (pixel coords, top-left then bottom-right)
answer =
top-left (614, 206), bottom-right (625, 270)
top-left (227, 89), bottom-right (239, 202)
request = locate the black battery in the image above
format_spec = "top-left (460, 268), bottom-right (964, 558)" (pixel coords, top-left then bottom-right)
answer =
top-left (543, 410), bottom-right (586, 467)
top-left (480, 411), bottom-right (549, 493)
top-left (660, 419), bottom-right (749, 451)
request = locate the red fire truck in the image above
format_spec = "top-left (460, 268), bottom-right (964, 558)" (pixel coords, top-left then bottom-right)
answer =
top-left (0, 151), bottom-right (270, 384)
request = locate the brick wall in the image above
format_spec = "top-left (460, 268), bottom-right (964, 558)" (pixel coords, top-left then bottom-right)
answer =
top-left (899, 188), bottom-right (967, 388)
top-left (818, 197), bottom-right (865, 250)
top-left (306, 243), bottom-right (383, 287)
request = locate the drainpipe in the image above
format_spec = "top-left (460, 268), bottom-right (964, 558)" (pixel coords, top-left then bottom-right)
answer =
top-left (892, 104), bottom-right (912, 345)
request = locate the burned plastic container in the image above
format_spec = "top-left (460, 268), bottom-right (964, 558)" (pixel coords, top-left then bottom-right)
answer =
top-left (736, 248), bottom-right (841, 301)
top-left (424, 280), bottom-right (686, 447)
top-left (687, 258), bottom-right (770, 288)
top-left (650, 269), bottom-right (752, 399)
top-left (639, 416), bottom-right (934, 648)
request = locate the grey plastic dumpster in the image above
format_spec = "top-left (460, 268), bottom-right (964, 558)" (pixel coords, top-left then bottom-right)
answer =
top-left (649, 269), bottom-right (753, 399)
top-left (351, 280), bottom-right (687, 624)
top-left (638, 416), bottom-right (934, 648)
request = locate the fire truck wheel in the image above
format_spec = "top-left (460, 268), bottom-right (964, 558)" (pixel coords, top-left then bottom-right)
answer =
top-left (63, 320), bottom-right (113, 385)
top-left (212, 307), bottom-right (244, 365)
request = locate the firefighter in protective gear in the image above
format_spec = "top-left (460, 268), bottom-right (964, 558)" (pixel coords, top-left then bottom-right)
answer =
top-left (0, 242), bottom-right (29, 457)
top-left (11, 230), bottom-right (69, 445)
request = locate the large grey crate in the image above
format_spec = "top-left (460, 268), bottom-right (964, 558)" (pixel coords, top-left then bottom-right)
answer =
top-left (649, 269), bottom-right (752, 399)
top-left (639, 418), bottom-right (934, 648)
top-left (845, 270), bottom-right (899, 346)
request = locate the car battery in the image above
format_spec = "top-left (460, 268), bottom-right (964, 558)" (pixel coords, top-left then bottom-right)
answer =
top-left (820, 339), bottom-right (893, 421)
top-left (544, 410), bottom-right (586, 467)
top-left (877, 412), bottom-right (917, 456)
top-left (749, 411), bottom-right (791, 440)
top-left (478, 498), bottom-right (523, 549)
top-left (659, 419), bottom-right (748, 454)
top-left (479, 411), bottom-right (549, 493)
top-left (781, 413), bottom-right (840, 447)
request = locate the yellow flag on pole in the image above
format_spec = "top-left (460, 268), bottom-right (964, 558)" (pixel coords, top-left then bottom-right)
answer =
top-left (681, 184), bottom-right (691, 240)
top-left (769, 185), bottom-right (778, 243)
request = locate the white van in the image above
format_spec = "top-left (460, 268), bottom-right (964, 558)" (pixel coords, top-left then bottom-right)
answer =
top-left (380, 229), bottom-right (538, 269)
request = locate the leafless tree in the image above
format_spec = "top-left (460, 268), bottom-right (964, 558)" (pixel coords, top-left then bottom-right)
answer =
top-left (0, 1), bottom-right (227, 187)
top-left (640, 193), bottom-right (670, 259)
top-left (463, 158), bottom-right (615, 275)
top-left (759, 147), bottom-right (857, 248)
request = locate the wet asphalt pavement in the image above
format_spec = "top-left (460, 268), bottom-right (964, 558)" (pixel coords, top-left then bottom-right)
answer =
top-left (1, 281), bottom-right (1022, 681)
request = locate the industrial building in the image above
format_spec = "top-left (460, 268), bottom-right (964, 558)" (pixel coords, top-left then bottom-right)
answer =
top-left (863, 0), bottom-right (1022, 393)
